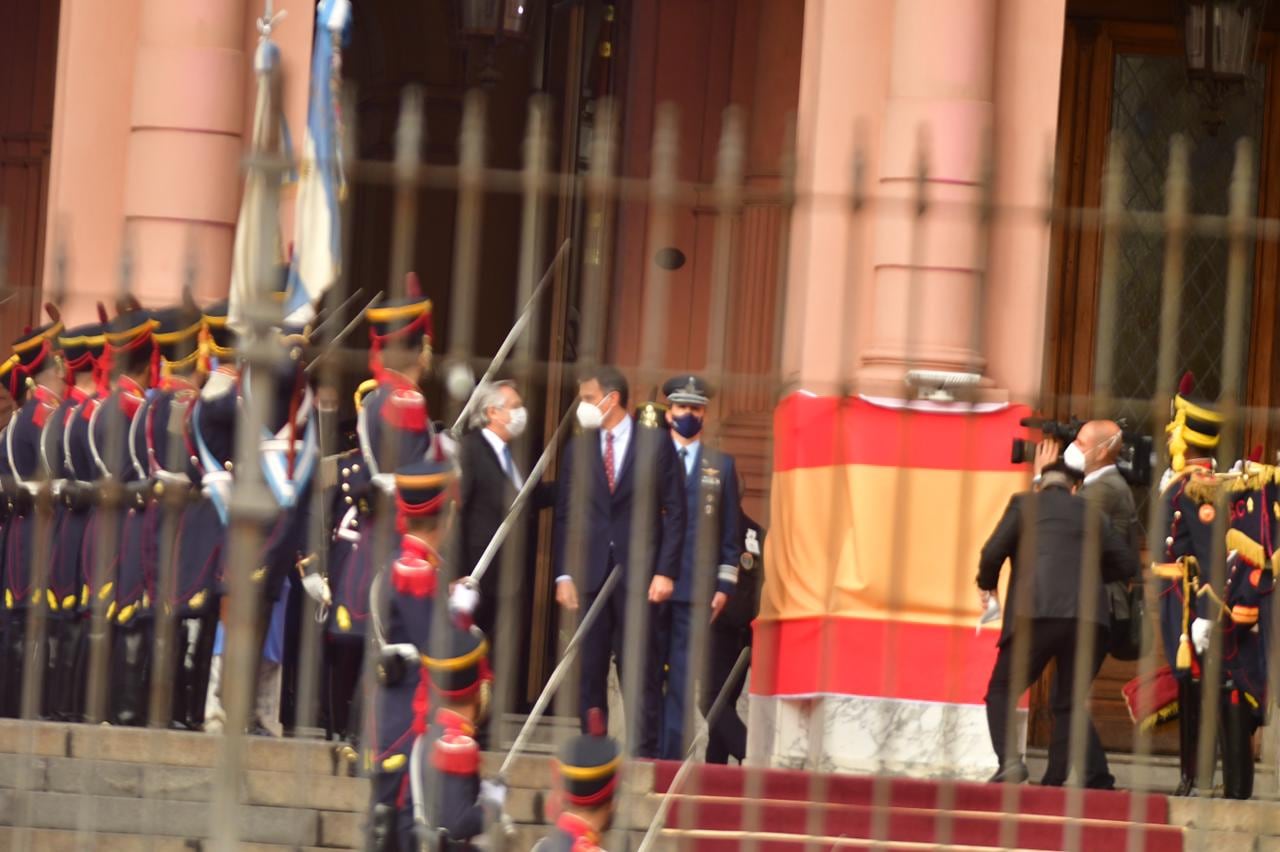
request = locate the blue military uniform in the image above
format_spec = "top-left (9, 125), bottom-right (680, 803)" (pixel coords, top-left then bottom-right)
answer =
top-left (369, 459), bottom-right (448, 852)
top-left (86, 308), bottom-right (159, 725)
top-left (325, 285), bottom-right (434, 745)
top-left (42, 321), bottom-right (106, 720)
top-left (649, 374), bottom-right (741, 760)
top-left (0, 316), bottom-right (64, 718)
top-left (414, 625), bottom-right (492, 851)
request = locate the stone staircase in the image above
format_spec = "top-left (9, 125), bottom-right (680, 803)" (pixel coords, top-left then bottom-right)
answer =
top-left (5, 720), bottom-right (1280, 850)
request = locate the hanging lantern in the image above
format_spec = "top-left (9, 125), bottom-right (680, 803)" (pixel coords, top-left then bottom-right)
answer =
top-left (454, 0), bottom-right (532, 41)
top-left (1181, 0), bottom-right (1268, 131)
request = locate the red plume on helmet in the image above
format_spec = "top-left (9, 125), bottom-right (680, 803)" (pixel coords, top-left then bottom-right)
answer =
top-left (44, 302), bottom-right (61, 325)
top-left (405, 271), bottom-right (422, 299)
top-left (96, 302), bottom-right (110, 324)
top-left (1249, 444), bottom-right (1264, 464)
top-left (1178, 371), bottom-right (1195, 397)
top-left (586, 708), bottom-right (606, 737)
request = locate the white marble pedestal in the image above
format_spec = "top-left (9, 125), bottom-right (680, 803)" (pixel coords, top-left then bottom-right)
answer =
top-left (747, 694), bottom-right (1026, 780)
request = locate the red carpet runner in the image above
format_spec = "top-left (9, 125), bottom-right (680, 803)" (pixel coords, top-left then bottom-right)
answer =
top-left (651, 762), bottom-right (1181, 850)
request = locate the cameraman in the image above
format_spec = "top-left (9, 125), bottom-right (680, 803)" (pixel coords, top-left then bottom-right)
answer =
top-left (979, 461), bottom-right (1140, 787)
top-left (1035, 421), bottom-right (1138, 551)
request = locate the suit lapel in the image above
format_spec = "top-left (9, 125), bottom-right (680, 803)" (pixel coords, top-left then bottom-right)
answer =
top-left (614, 421), bottom-right (638, 497)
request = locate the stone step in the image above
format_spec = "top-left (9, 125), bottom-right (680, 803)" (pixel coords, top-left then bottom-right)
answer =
top-left (0, 827), bottom-right (341, 852)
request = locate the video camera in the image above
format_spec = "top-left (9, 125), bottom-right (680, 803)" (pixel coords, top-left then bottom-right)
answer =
top-left (1011, 416), bottom-right (1154, 488)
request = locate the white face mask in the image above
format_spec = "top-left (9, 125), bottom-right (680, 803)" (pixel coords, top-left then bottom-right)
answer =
top-left (505, 406), bottom-right (528, 438)
top-left (1063, 441), bottom-right (1087, 473)
top-left (576, 399), bottom-right (605, 430)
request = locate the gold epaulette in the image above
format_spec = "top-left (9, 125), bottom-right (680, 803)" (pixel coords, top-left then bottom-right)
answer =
top-left (1226, 528), bottom-right (1267, 568)
top-left (1152, 562), bottom-right (1186, 580)
top-left (1183, 471), bottom-right (1230, 504)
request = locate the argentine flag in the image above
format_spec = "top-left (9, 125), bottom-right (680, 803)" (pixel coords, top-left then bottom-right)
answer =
top-left (283, 0), bottom-right (351, 326)
top-left (228, 13), bottom-right (292, 331)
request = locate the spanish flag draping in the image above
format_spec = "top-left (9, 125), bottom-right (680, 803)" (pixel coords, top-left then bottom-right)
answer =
top-left (752, 393), bottom-right (1033, 704)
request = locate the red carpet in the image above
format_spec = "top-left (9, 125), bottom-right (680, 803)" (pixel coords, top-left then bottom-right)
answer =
top-left (650, 762), bottom-right (1181, 851)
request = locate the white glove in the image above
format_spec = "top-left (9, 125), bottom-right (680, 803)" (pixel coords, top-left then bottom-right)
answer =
top-left (478, 779), bottom-right (507, 810)
top-left (450, 580), bottom-right (480, 618)
top-left (301, 573), bottom-right (332, 606)
top-left (1191, 617), bottom-right (1212, 655)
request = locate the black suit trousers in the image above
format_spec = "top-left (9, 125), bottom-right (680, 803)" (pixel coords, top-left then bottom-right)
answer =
top-left (984, 618), bottom-right (1112, 787)
top-left (577, 580), bottom-right (660, 756)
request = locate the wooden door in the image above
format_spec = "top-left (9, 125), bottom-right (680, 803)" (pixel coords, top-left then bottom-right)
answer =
top-left (1041, 17), bottom-right (1280, 752)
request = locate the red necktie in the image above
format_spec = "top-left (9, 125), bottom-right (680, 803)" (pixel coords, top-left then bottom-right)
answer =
top-left (604, 431), bottom-right (616, 493)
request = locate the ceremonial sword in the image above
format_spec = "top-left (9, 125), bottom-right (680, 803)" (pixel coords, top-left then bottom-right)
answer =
top-left (449, 238), bottom-right (570, 436)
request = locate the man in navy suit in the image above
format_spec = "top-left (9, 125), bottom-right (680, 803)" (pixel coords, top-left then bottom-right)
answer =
top-left (553, 365), bottom-right (685, 752)
top-left (650, 374), bottom-right (742, 759)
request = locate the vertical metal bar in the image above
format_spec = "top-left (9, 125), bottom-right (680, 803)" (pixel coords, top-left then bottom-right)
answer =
top-left (1126, 134), bottom-right (1190, 852)
top-left (486, 93), bottom-right (550, 822)
top-left (363, 83), bottom-right (425, 812)
top-left (554, 97), bottom-right (618, 739)
top-left (445, 88), bottom-right (488, 418)
top-left (866, 131), bottom-right (933, 848)
top-left (611, 100), bottom-right (679, 851)
top-left (209, 102), bottom-right (290, 852)
top-left (675, 104), bottom-right (744, 838)
top-left (1195, 138), bottom-right (1254, 796)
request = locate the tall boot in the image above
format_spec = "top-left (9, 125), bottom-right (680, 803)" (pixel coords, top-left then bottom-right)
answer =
top-left (369, 803), bottom-right (399, 852)
top-left (112, 624), bottom-right (151, 727)
top-left (2, 613), bottom-right (28, 718)
top-left (187, 610), bottom-right (218, 729)
top-left (1176, 677), bottom-right (1200, 796)
top-left (1220, 684), bottom-right (1258, 800)
top-left (66, 618), bottom-right (88, 722)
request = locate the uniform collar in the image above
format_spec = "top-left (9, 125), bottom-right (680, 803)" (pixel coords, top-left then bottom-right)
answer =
top-left (401, 534), bottom-right (436, 562)
top-left (554, 812), bottom-right (600, 846)
top-left (380, 369), bottom-right (418, 393)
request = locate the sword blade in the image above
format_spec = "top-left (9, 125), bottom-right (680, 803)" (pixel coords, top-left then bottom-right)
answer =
top-left (497, 563), bottom-right (623, 780)
top-left (305, 291), bottom-right (384, 374)
top-left (450, 239), bottom-right (570, 435)
top-left (468, 404), bottom-right (575, 585)
top-left (634, 646), bottom-right (752, 852)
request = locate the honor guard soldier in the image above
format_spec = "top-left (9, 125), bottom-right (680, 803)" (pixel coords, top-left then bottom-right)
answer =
top-left (370, 458), bottom-right (451, 852)
top-left (116, 302), bottom-right (206, 727)
top-left (650, 374), bottom-right (742, 760)
top-left (321, 274), bottom-right (435, 746)
top-left (42, 319), bottom-right (107, 719)
top-left (413, 623), bottom-right (504, 852)
top-left (87, 303), bottom-right (159, 726)
top-left (534, 709), bottom-right (621, 852)
top-left (1154, 371), bottom-right (1226, 796)
top-left (0, 310), bottom-right (65, 718)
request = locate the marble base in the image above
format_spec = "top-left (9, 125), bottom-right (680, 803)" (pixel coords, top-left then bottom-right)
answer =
top-left (746, 694), bottom-right (1026, 780)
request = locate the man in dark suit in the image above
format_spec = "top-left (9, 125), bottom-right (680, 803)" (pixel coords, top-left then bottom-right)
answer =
top-left (553, 365), bottom-right (685, 750)
top-left (457, 380), bottom-right (552, 684)
top-left (978, 461), bottom-right (1140, 788)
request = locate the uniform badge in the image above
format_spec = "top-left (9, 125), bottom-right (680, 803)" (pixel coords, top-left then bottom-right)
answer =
top-left (1199, 504), bottom-right (1216, 523)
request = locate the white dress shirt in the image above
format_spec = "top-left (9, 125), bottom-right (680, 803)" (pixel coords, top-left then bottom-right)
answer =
top-left (672, 436), bottom-right (700, 478)
top-left (1083, 463), bottom-right (1117, 486)
top-left (481, 426), bottom-right (523, 490)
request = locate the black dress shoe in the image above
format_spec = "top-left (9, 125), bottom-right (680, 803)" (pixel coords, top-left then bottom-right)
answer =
top-left (1174, 778), bottom-right (1199, 797)
top-left (988, 762), bottom-right (1029, 784)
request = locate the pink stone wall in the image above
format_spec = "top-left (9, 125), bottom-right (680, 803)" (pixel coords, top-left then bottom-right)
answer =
top-left (43, 0), bottom-right (314, 321)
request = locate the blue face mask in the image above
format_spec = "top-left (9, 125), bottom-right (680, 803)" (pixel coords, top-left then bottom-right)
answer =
top-left (671, 412), bottom-right (703, 439)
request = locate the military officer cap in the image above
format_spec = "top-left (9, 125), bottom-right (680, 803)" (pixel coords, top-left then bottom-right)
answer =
top-left (1169, 370), bottom-right (1223, 471)
top-left (3, 303), bottom-right (64, 395)
top-left (423, 623), bottom-right (488, 700)
top-left (367, 271), bottom-right (433, 371)
top-left (662, 374), bottom-right (711, 406)
top-left (395, 458), bottom-right (455, 519)
top-left (56, 321), bottom-right (106, 380)
top-left (152, 305), bottom-right (204, 376)
top-left (555, 709), bottom-right (621, 808)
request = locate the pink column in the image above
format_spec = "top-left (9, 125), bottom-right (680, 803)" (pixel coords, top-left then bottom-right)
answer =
top-left (123, 1), bottom-right (247, 306)
top-left (856, 0), bottom-right (998, 397)
top-left (42, 0), bottom-right (144, 324)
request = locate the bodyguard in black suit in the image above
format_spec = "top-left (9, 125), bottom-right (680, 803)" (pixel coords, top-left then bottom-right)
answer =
top-left (978, 461), bottom-right (1139, 788)
top-left (552, 366), bottom-right (685, 750)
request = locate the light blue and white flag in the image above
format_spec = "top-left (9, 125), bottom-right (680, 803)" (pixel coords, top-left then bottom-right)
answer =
top-left (283, 0), bottom-right (351, 326)
top-left (228, 10), bottom-right (294, 331)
